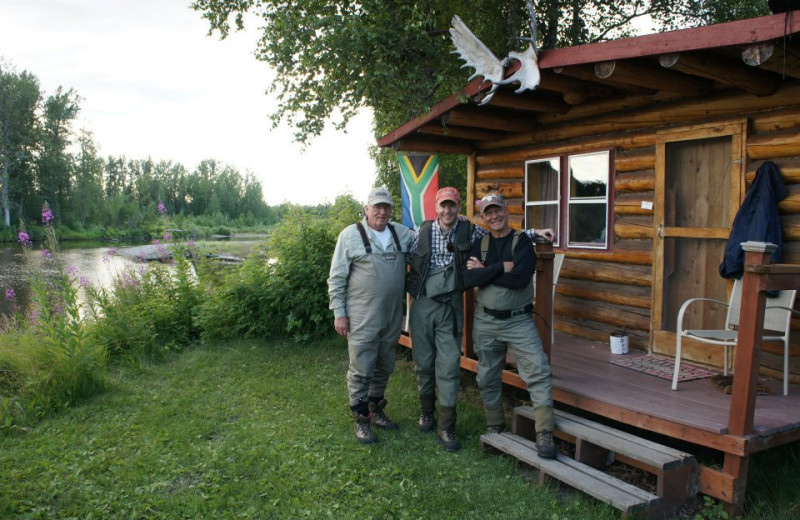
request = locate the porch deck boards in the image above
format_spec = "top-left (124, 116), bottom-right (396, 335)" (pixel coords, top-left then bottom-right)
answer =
top-left (547, 333), bottom-right (800, 438)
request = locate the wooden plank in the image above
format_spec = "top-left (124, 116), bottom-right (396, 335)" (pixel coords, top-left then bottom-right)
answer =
top-left (516, 407), bottom-right (694, 470)
top-left (481, 432), bottom-right (660, 513)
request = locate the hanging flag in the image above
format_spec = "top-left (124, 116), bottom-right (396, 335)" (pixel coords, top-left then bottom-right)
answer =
top-left (397, 153), bottom-right (439, 229)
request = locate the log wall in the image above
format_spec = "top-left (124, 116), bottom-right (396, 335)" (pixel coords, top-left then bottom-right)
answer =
top-left (472, 83), bottom-right (800, 378)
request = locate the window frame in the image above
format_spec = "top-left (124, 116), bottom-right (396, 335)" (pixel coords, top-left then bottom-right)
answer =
top-left (524, 149), bottom-right (613, 251)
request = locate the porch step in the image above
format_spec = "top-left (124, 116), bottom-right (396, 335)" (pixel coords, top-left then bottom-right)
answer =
top-left (513, 407), bottom-right (697, 518)
top-left (481, 432), bottom-right (660, 517)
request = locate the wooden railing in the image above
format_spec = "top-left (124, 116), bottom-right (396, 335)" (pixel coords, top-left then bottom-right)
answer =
top-left (729, 241), bottom-right (800, 436)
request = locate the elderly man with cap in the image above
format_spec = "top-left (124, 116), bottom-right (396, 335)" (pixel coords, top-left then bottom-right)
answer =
top-left (462, 192), bottom-right (557, 459)
top-left (328, 186), bottom-right (417, 445)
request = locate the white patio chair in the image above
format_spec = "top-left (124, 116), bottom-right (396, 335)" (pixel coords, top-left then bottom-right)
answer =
top-left (672, 278), bottom-right (797, 395)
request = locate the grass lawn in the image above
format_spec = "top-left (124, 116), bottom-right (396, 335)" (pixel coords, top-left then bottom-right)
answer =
top-left (1, 338), bottom-right (798, 519)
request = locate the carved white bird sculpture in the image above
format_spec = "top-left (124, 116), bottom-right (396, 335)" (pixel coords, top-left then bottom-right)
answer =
top-left (450, 1), bottom-right (541, 105)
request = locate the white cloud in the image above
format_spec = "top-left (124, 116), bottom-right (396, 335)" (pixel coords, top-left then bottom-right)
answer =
top-left (0, 0), bottom-right (378, 205)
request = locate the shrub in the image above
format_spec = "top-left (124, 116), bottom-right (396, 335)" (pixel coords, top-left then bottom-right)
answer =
top-left (198, 194), bottom-right (362, 342)
top-left (86, 256), bottom-right (201, 363)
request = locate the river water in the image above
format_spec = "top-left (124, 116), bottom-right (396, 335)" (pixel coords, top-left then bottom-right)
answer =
top-left (0, 242), bottom-right (146, 318)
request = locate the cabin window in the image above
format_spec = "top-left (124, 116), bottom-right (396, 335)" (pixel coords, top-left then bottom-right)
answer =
top-left (525, 150), bottom-right (610, 250)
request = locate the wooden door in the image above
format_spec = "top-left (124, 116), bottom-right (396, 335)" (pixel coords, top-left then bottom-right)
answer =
top-left (651, 120), bottom-right (746, 360)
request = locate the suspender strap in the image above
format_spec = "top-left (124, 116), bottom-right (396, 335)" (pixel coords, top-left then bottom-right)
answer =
top-left (356, 222), bottom-right (402, 254)
top-left (355, 222), bottom-right (372, 254)
top-left (387, 223), bottom-right (402, 252)
top-left (480, 231), bottom-right (520, 262)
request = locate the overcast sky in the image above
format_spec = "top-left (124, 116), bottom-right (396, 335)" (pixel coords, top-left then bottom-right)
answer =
top-left (0, 0), bottom-right (378, 206)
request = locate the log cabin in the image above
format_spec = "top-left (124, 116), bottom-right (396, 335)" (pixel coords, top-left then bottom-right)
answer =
top-left (378, 11), bottom-right (800, 517)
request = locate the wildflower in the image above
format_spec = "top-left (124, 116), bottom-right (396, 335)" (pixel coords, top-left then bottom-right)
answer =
top-left (66, 265), bottom-right (79, 276)
top-left (41, 248), bottom-right (53, 260)
top-left (107, 247), bottom-right (117, 256)
top-left (79, 276), bottom-right (90, 287)
top-left (138, 264), bottom-right (147, 276)
top-left (138, 250), bottom-right (147, 262)
top-left (163, 232), bottom-right (171, 241)
top-left (53, 303), bottom-right (64, 315)
top-left (187, 240), bottom-right (196, 248)
top-left (17, 231), bottom-right (32, 247)
top-left (102, 255), bottom-right (110, 264)
top-left (41, 205), bottom-right (54, 224)
top-left (158, 202), bottom-right (167, 215)
top-left (4, 288), bottom-right (16, 301)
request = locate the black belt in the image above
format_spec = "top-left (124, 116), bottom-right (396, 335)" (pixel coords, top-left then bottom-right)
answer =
top-left (482, 304), bottom-right (533, 320)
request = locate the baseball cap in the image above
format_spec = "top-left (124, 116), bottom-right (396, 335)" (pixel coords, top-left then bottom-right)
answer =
top-left (435, 187), bottom-right (461, 205)
top-left (367, 186), bottom-right (394, 206)
top-left (479, 193), bottom-right (507, 214)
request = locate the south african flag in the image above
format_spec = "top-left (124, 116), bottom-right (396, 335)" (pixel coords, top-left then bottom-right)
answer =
top-left (398, 153), bottom-right (438, 229)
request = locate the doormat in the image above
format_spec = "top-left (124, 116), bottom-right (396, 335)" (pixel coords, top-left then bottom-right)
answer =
top-left (609, 355), bottom-right (717, 382)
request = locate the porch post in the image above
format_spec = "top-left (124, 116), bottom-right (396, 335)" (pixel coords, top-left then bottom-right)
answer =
top-left (534, 240), bottom-right (555, 358)
top-left (726, 241), bottom-right (774, 437)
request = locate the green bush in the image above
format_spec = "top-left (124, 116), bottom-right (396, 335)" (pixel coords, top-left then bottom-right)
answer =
top-left (86, 256), bottom-right (201, 363)
top-left (198, 194), bottom-right (362, 342)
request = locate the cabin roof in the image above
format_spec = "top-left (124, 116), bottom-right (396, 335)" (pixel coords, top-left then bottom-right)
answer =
top-left (377, 12), bottom-right (800, 153)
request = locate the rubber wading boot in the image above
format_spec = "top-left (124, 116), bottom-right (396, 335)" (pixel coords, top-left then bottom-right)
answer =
top-left (352, 411), bottom-right (378, 445)
top-left (484, 405), bottom-right (505, 434)
top-left (436, 406), bottom-right (460, 452)
top-left (535, 430), bottom-right (557, 459)
top-left (418, 396), bottom-right (435, 433)
top-left (368, 398), bottom-right (399, 430)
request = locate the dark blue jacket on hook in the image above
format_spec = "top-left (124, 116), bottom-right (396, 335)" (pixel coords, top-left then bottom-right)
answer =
top-left (719, 161), bottom-right (785, 279)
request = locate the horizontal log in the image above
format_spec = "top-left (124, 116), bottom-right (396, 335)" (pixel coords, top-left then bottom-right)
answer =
top-left (562, 249), bottom-right (652, 265)
top-left (560, 258), bottom-right (652, 286)
top-left (556, 295), bottom-right (651, 331)
top-left (746, 157), bottom-right (800, 185)
top-left (444, 106), bottom-right (536, 133)
top-left (746, 126), bottom-right (800, 160)
top-left (615, 149), bottom-right (655, 172)
top-left (614, 192), bottom-right (655, 216)
top-left (475, 181), bottom-right (523, 199)
top-left (781, 240), bottom-right (800, 263)
top-left (779, 184), bottom-right (800, 214)
top-left (557, 278), bottom-right (651, 309)
top-left (782, 213), bottom-right (800, 241)
top-left (660, 50), bottom-right (779, 96)
top-left (615, 215), bottom-right (655, 240)
top-left (556, 318), bottom-right (649, 351)
top-left (417, 122), bottom-right (504, 142)
top-left (487, 88), bottom-right (570, 114)
top-left (598, 58), bottom-right (713, 96)
top-left (750, 106), bottom-right (800, 134)
top-left (615, 170), bottom-right (655, 192)
top-left (481, 83), bottom-right (800, 153)
top-left (476, 166), bottom-right (523, 180)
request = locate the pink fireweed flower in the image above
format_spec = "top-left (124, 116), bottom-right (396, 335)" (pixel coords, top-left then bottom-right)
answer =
top-left (41, 248), bottom-right (53, 260)
top-left (41, 207), bottom-right (54, 224)
top-left (17, 231), bottom-right (32, 247)
top-left (66, 265), bottom-right (79, 276)
top-left (102, 255), bottom-right (110, 264)
top-left (157, 202), bottom-right (167, 215)
top-left (139, 250), bottom-right (147, 261)
top-left (163, 232), bottom-right (171, 241)
top-left (4, 288), bottom-right (16, 301)
top-left (79, 276), bottom-right (90, 287)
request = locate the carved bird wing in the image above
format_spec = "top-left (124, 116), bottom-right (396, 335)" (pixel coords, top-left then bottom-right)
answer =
top-left (495, 44), bottom-right (540, 93)
top-left (449, 15), bottom-right (504, 104)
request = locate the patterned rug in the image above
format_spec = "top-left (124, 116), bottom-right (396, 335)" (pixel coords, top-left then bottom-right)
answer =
top-left (609, 355), bottom-right (717, 382)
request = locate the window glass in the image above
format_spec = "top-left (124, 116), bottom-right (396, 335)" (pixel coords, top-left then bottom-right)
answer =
top-left (525, 158), bottom-right (560, 245)
top-left (568, 151), bottom-right (609, 248)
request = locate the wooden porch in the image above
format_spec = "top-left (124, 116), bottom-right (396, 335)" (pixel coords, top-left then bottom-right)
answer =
top-left (399, 242), bottom-right (800, 513)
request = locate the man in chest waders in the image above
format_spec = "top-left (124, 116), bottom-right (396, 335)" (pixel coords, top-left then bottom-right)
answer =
top-left (328, 187), bottom-right (417, 445)
top-left (462, 193), bottom-right (557, 459)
